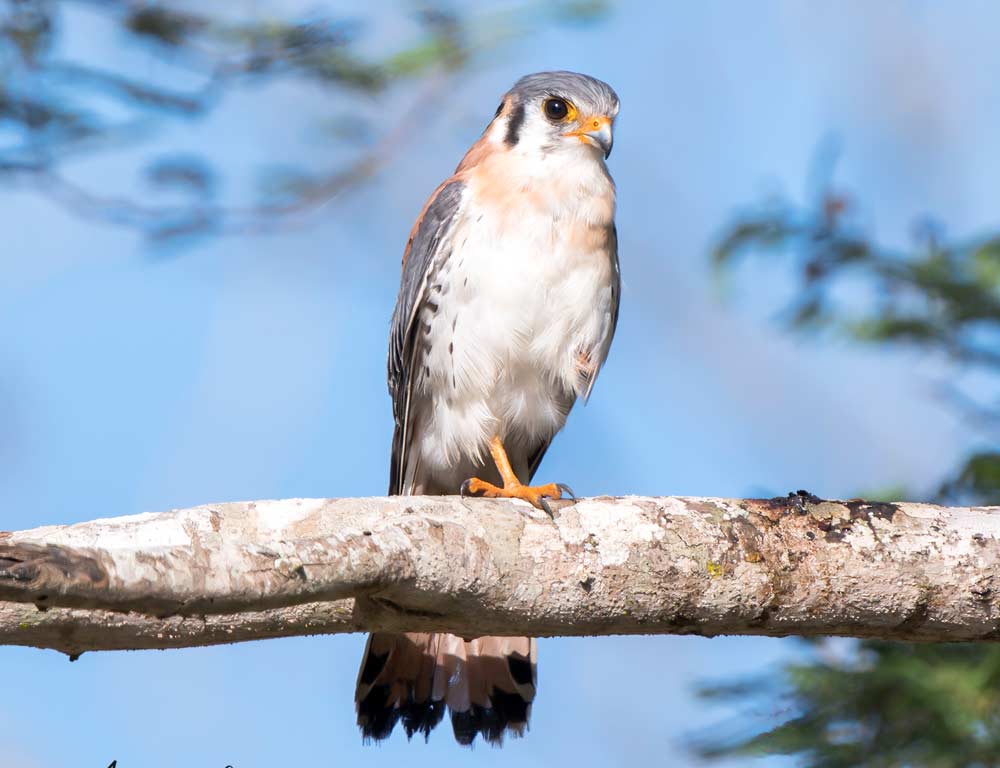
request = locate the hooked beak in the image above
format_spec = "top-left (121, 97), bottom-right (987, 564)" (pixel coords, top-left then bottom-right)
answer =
top-left (568, 115), bottom-right (614, 158)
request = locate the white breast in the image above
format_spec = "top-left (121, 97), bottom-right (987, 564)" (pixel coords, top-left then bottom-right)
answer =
top-left (413, 150), bottom-right (617, 475)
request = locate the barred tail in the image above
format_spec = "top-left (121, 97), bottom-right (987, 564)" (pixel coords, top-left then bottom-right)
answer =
top-left (355, 631), bottom-right (537, 746)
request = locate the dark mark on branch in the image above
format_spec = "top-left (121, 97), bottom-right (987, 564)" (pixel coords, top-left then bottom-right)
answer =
top-left (741, 489), bottom-right (821, 522)
top-left (748, 604), bottom-right (773, 628)
top-left (666, 613), bottom-right (703, 635)
top-left (824, 527), bottom-right (846, 544)
top-left (845, 499), bottom-right (899, 522)
top-left (789, 489), bottom-right (822, 512)
top-left (0, 543), bottom-right (109, 592)
top-left (972, 584), bottom-right (993, 601)
top-left (896, 592), bottom-right (932, 634)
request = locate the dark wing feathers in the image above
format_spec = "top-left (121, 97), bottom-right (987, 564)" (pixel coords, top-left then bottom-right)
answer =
top-left (388, 180), bottom-right (465, 495)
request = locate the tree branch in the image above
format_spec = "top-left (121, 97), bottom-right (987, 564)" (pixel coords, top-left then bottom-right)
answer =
top-left (3, 494), bottom-right (1000, 657)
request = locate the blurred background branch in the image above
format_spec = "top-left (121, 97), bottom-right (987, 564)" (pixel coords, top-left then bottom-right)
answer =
top-left (0, 0), bottom-right (608, 243)
top-left (696, 173), bottom-right (1000, 767)
top-left (713, 173), bottom-right (1000, 506)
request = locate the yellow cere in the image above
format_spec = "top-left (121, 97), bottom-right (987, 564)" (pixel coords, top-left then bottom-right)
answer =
top-left (567, 114), bottom-right (612, 143)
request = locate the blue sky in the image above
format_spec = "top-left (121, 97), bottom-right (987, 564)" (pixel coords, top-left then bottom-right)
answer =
top-left (2, 2), bottom-right (997, 766)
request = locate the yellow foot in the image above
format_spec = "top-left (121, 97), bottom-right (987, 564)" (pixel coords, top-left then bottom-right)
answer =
top-left (460, 477), bottom-right (574, 516)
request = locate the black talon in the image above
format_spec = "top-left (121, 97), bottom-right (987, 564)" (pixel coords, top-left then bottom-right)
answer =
top-left (556, 483), bottom-right (576, 500)
top-left (460, 479), bottom-right (477, 498)
top-left (539, 496), bottom-right (555, 518)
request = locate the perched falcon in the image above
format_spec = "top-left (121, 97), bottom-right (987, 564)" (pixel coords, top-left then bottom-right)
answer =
top-left (355, 71), bottom-right (620, 745)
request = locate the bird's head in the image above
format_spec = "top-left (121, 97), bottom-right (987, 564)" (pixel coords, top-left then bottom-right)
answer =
top-left (493, 71), bottom-right (619, 160)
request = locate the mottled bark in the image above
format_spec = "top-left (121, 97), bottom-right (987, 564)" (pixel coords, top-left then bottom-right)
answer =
top-left (2, 494), bottom-right (1000, 658)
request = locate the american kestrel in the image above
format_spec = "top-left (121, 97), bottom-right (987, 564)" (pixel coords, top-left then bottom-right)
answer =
top-left (356, 71), bottom-right (620, 745)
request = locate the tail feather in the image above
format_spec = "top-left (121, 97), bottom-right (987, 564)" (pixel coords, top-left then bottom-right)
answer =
top-left (355, 631), bottom-right (536, 745)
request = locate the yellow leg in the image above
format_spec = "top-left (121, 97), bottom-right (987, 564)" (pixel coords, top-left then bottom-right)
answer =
top-left (460, 436), bottom-right (573, 516)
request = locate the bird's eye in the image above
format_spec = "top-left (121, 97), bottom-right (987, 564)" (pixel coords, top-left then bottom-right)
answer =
top-left (543, 98), bottom-right (569, 121)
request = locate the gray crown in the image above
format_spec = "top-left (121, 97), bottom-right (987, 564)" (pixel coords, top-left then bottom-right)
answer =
top-left (507, 71), bottom-right (619, 116)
